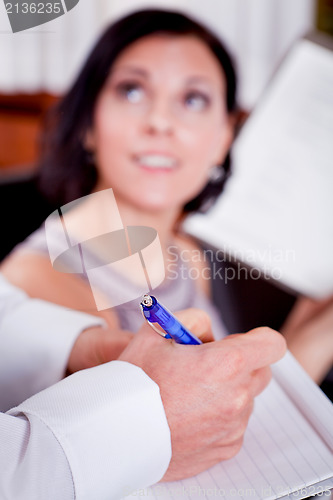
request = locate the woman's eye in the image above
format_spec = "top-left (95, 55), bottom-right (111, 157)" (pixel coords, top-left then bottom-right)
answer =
top-left (116, 82), bottom-right (144, 103)
top-left (184, 92), bottom-right (210, 111)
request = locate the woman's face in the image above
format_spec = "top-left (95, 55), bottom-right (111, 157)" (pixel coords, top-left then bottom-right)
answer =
top-left (88, 33), bottom-right (233, 212)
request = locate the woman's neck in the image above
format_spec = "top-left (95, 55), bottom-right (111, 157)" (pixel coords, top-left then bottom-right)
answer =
top-left (114, 196), bottom-right (182, 251)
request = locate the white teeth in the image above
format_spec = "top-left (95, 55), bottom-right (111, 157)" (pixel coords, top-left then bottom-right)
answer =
top-left (136, 155), bottom-right (177, 168)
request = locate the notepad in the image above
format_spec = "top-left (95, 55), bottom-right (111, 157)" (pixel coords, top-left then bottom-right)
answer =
top-left (123, 352), bottom-right (333, 499)
top-left (184, 34), bottom-right (333, 299)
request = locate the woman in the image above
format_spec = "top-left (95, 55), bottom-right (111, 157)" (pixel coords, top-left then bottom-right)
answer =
top-left (1, 9), bottom-right (332, 385)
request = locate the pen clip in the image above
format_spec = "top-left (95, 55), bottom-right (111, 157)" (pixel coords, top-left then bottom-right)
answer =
top-left (139, 304), bottom-right (168, 338)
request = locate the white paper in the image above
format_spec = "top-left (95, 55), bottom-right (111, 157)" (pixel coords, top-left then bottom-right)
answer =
top-left (185, 38), bottom-right (333, 298)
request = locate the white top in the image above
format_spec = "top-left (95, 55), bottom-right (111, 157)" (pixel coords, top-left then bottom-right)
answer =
top-left (0, 274), bottom-right (106, 411)
top-left (0, 274), bottom-right (171, 499)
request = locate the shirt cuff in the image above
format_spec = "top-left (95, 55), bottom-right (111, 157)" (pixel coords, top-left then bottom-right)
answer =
top-left (9, 361), bottom-right (172, 499)
top-left (0, 298), bottom-right (105, 411)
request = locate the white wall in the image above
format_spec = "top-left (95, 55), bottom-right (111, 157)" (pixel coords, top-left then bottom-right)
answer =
top-left (0, 0), bottom-right (316, 109)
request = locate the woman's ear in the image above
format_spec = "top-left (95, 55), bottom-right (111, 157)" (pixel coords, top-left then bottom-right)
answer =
top-left (213, 113), bottom-right (236, 165)
top-left (84, 128), bottom-right (96, 151)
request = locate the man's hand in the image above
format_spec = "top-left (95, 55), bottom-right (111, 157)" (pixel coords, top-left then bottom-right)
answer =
top-left (67, 326), bottom-right (134, 374)
top-left (119, 309), bottom-right (287, 481)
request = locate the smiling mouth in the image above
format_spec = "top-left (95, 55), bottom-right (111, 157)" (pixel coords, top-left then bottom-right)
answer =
top-left (134, 154), bottom-right (179, 170)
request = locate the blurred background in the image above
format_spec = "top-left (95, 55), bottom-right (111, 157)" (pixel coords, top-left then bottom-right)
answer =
top-left (0, 0), bottom-right (332, 171)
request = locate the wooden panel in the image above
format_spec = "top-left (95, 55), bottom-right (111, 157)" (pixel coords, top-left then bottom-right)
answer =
top-left (317, 0), bottom-right (333, 37)
top-left (0, 93), bottom-right (58, 171)
top-left (0, 93), bottom-right (58, 112)
top-left (0, 113), bottom-right (40, 168)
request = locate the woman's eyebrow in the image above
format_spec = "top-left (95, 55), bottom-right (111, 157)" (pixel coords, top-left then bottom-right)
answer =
top-left (109, 67), bottom-right (220, 90)
top-left (185, 76), bottom-right (216, 88)
top-left (186, 75), bottom-right (211, 83)
top-left (110, 65), bottom-right (149, 78)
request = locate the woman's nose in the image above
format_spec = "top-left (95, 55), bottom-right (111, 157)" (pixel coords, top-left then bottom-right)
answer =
top-left (144, 98), bottom-right (174, 136)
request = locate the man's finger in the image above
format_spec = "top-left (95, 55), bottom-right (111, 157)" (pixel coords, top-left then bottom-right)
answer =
top-left (220, 327), bottom-right (287, 371)
top-left (250, 366), bottom-right (272, 397)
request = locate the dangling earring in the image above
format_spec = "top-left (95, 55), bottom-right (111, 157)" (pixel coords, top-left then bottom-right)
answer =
top-left (208, 165), bottom-right (225, 183)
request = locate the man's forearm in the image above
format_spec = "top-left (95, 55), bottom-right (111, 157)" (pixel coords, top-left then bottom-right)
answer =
top-left (2, 361), bottom-right (171, 500)
top-left (0, 274), bottom-right (105, 411)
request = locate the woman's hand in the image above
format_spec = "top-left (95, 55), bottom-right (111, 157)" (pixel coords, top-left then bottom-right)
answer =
top-left (282, 295), bottom-right (333, 383)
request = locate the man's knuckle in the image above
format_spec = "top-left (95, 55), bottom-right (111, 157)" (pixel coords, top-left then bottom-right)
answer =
top-left (262, 366), bottom-right (272, 386)
top-left (223, 388), bottom-right (251, 419)
top-left (226, 419), bottom-right (249, 445)
top-left (231, 438), bottom-right (244, 456)
top-left (219, 438), bottom-right (244, 460)
top-left (234, 388), bottom-right (251, 414)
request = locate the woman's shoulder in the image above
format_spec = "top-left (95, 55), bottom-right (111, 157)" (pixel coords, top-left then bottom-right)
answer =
top-left (1, 250), bottom-right (84, 305)
top-left (0, 219), bottom-right (63, 296)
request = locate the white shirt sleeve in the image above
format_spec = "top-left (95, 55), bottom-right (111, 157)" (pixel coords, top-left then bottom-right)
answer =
top-left (1, 361), bottom-right (171, 500)
top-left (0, 274), bottom-right (105, 412)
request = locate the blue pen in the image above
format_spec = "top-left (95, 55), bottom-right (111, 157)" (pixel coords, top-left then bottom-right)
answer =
top-left (140, 294), bottom-right (202, 345)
